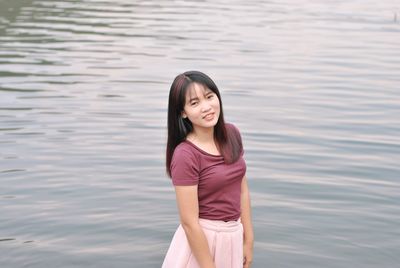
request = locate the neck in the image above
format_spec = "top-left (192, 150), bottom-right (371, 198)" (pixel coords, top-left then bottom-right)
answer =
top-left (190, 126), bottom-right (214, 143)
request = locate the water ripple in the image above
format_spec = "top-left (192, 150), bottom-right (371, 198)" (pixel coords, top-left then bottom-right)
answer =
top-left (1, 0), bottom-right (400, 267)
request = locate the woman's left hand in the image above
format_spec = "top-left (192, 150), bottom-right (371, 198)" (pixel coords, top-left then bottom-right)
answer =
top-left (243, 241), bottom-right (253, 268)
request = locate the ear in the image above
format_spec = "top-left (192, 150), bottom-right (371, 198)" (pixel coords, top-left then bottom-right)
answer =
top-left (181, 111), bottom-right (187, 119)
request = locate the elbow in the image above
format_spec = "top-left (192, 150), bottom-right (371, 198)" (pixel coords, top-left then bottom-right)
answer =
top-left (180, 219), bottom-right (201, 233)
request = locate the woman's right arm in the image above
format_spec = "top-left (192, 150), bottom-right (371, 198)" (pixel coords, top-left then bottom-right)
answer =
top-left (175, 185), bottom-right (215, 268)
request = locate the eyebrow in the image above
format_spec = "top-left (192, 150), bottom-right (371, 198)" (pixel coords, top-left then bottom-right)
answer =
top-left (187, 84), bottom-right (214, 102)
top-left (188, 96), bottom-right (199, 102)
top-left (188, 91), bottom-right (213, 101)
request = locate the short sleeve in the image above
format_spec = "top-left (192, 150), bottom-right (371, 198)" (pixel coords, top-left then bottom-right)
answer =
top-left (171, 146), bottom-right (200, 186)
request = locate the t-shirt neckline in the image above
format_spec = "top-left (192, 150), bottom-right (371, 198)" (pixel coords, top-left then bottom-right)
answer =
top-left (184, 140), bottom-right (222, 157)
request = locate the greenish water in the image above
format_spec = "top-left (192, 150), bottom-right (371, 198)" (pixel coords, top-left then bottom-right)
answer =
top-left (1, 0), bottom-right (399, 267)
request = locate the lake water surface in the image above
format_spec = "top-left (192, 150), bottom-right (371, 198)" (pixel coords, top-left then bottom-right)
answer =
top-left (1, 0), bottom-right (400, 267)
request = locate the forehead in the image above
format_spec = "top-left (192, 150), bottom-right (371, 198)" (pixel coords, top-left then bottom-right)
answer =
top-left (185, 82), bottom-right (212, 101)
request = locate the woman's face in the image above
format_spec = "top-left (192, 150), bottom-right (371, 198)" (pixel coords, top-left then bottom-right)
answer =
top-left (181, 82), bottom-right (220, 131)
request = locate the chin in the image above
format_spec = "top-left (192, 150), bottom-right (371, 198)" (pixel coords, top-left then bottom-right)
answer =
top-left (206, 119), bottom-right (219, 128)
top-left (196, 120), bottom-right (217, 129)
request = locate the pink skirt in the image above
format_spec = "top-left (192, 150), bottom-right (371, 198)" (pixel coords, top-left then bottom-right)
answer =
top-left (162, 218), bottom-right (243, 268)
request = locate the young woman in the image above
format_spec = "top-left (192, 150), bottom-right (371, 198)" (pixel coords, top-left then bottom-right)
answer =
top-left (162, 71), bottom-right (254, 268)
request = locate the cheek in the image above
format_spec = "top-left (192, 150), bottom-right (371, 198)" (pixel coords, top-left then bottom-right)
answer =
top-left (185, 108), bottom-right (199, 119)
top-left (213, 98), bottom-right (221, 110)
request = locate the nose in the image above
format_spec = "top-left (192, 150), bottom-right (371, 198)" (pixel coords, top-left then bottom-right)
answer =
top-left (201, 102), bottom-right (212, 113)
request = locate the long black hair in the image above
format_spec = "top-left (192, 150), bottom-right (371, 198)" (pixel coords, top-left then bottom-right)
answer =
top-left (166, 71), bottom-right (242, 177)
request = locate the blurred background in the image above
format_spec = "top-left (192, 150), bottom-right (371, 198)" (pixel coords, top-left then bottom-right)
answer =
top-left (1, 0), bottom-right (399, 267)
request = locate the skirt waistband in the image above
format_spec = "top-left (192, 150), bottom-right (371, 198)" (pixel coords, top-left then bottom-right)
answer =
top-left (198, 218), bottom-right (242, 233)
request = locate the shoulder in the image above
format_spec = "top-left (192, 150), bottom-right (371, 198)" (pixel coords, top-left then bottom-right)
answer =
top-left (225, 122), bottom-right (244, 157)
top-left (225, 122), bottom-right (242, 137)
top-left (171, 141), bottom-right (199, 166)
top-left (173, 141), bottom-right (196, 158)
top-left (225, 122), bottom-right (240, 132)
top-left (171, 141), bottom-right (200, 185)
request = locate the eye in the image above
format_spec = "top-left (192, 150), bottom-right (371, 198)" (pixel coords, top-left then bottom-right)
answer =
top-left (207, 94), bottom-right (214, 99)
top-left (190, 101), bottom-right (198, 106)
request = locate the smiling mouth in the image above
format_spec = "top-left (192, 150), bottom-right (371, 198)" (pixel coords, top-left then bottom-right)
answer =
top-left (203, 113), bottom-right (214, 120)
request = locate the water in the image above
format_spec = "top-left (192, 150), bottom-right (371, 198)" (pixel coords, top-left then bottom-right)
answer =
top-left (1, 0), bottom-right (399, 267)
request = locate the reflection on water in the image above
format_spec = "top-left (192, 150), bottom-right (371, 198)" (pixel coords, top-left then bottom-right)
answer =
top-left (1, 0), bottom-right (400, 267)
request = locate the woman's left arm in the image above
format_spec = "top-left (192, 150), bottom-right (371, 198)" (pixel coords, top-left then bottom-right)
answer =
top-left (241, 176), bottom-right (254, 268)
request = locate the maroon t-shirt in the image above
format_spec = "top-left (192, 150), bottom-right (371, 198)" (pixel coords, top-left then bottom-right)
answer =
top-left (170, 124), bottom-right (247, 221)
